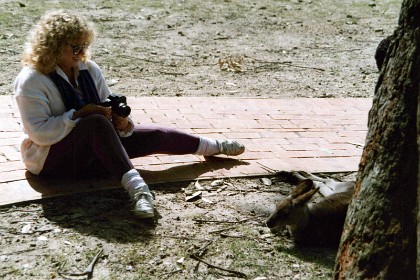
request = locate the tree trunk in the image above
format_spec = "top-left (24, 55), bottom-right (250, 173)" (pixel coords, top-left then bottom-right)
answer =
top-left (334, 0), bottom-right (419, 279)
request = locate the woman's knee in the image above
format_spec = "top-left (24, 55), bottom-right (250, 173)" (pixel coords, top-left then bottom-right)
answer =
top-left (78, 114), bottom-right (113, 130)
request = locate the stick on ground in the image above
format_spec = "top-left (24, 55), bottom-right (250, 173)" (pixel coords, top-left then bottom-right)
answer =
top-left (190, 253), bottom-right (247, 278)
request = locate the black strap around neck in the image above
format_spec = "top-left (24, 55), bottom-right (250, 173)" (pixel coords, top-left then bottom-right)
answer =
top-left (49, 69), bottom-right (100, 110)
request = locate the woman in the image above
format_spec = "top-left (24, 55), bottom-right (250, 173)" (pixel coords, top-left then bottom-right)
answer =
top-left (14, 10), bottom-right (245, 218)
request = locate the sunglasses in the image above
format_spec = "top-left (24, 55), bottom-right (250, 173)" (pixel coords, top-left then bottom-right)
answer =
top-left (69, 43), bottom-right (89, 55)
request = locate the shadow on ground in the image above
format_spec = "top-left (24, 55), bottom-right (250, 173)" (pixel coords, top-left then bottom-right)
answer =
top-left (40, 189), bottom-right (159, 243)
top-left (25, 157), bottom-right (249, 200)
top-left (36, 158), bottom-right (249, 243)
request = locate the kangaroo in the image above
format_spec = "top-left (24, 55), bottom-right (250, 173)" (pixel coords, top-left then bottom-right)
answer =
top-left (289, 171), bottom-right (354, 196)
top-left (266, 172), bottom-right (354, 247)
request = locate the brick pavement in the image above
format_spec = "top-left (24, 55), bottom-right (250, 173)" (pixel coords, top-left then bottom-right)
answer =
top-left (0, 96), bottom-right (371, 206)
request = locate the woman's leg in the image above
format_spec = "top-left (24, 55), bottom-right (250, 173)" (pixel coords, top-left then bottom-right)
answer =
top-left (119, 125), bottom-right (201, 158)
top-left (41, 114), bottom-right (154, 218)
top-left (120, 124), bottom-right (245, 158)
top-left (41, 114), bottom-right (133, 179)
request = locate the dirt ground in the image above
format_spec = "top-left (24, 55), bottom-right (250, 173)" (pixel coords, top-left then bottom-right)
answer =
top-left (0, 0), bottom-right (400, 279)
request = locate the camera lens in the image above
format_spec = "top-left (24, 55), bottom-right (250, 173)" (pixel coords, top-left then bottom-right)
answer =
top-left (117, 103), bottom-right (131, 118)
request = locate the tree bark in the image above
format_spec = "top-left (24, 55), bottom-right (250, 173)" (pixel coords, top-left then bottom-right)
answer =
top-left (335, 0), bottom-right (419, 279)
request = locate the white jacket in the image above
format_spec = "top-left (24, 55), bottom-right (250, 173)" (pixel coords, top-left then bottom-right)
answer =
top-left (14, 60), bottom-right (127, 175)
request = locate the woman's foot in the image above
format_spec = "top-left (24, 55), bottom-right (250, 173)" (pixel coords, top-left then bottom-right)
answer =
top-left (122, 169), bottom-right (155, 218)
top-left (133, 192), bottom-right (154, 218)
top-left (215, 140), bottom-right (245, 156)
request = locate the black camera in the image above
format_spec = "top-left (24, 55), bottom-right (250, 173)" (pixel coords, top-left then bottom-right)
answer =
top-left (98, 93), bottom-right (131, 118)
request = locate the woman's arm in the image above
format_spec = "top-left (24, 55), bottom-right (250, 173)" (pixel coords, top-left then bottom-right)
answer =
top-left (15, 64), bottom-right (117, 146)
top-left (14, 70), bottom-right (78, 146)
top-left (15, 95), bottom-right (77, 146)
top-left (86, 60), bottom-right (135, 137)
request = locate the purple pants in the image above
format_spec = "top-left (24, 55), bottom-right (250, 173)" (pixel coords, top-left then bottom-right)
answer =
top-left (40, 114), bottom-right (200, 179)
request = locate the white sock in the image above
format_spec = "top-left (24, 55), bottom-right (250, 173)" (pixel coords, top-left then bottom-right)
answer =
top-left (121, 169), bottom-right (150, 198)
top-left (194, 137), bottom-right (220, 156)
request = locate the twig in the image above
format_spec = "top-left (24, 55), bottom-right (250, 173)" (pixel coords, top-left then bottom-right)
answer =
top-left (83, 249), bottom-right (103, 278)
top-left (193, 240), bottom-right (214, 272)
top-left (257, 162), bottom-right (278, 173)
top-left (2, 246), bottom-right (48, 255)
top-left (220, 233), bottom-right (244, 238)
top-left (158, 71), bottom-right (187, 76)
top-left (0, 208), bottom-right (41, 214)
top-left (328, 48), bottom-right (362, 53)
top-left (209, 226), bottom-right (236, 234)
top-left (192, 218), bottom-right (250, 224)
top-left (253, 60), bottom-right (325, 72)
top-left (158, 233), bottom-right (207, 241)
top-left (58, 249), bottom-right (103, 279)
top-left (158, 268), bottom-right (182, 278)
top-left (34, 227), bottom-right (55, 233)
top-left (193, 214), bottom-right (266, 225)
top-left (0, 269), bottom-right (18, 278)
top-left (190, 254), bottom-right (247, 278)
top-left (347, 141), bottom-right (364, 148)
top-left (194, 240), bottom-right (214, 257)
top-left (118, 54), bottom-right (161, 64)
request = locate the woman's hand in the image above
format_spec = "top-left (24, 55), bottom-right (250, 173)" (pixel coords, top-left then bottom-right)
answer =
top-left (72, 104), bottom-right (112, 120)
top-left (111, 113), bottom-right (130, 130)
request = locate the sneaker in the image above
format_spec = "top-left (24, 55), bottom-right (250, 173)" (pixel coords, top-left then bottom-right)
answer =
top-left (133, 192), bottom-right (154, 218)
top-left (216, 140), bottom-right (245, 156)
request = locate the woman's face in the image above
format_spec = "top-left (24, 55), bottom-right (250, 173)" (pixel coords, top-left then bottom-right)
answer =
top-left (57, 37), bottom-right (89, 71)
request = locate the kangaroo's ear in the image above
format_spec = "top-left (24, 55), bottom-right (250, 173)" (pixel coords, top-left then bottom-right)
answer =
top-left (291, 179), bottom-right (314, 198)
top-left (292, 187), bottom-right (320, 205)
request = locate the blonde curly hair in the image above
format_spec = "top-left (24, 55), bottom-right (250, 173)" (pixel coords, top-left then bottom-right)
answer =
top-left (22, 10), bottom-right (95, 74)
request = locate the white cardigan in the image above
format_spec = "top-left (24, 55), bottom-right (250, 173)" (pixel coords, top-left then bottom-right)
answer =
top-left (14, 60), bottom-right (131, 175)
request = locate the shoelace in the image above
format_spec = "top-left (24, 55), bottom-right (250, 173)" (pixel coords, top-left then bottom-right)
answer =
top-left (133, 192), bottom-right (153, 204)
top-left (220, 141), bottom-right (244, 156)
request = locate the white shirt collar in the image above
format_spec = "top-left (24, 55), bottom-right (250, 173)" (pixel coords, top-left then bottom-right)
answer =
top-left (55, 60), bottom-right (89, 82)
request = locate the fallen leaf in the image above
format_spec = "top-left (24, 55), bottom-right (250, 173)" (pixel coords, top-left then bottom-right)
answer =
top-left (216, 185), bottom-right (228, 192)
top-left (261, 178), bottom-right (272, 186)
top-left (211, 179), bottom-right (225, 187)
top-left (21, 224), bottom-right (31, 234)
top-left (186, 191), bottom-right (202, 202)
top-left (202, 197), bottom-right (214, 204)
top-left (126, 265), bottom-right (133, 271)
top-left (194, 180), bottom-right (205, 190)
top-left (37, 236), bottom-right (48, 241)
